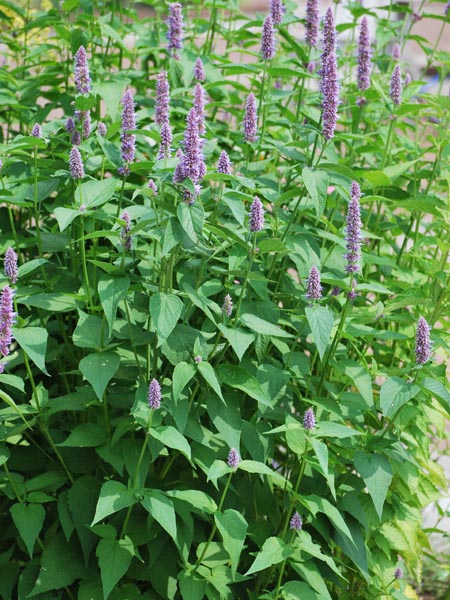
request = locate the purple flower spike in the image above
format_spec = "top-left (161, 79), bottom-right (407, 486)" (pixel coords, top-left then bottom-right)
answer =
top-left (305, 0), bottom-right (319, 47)
top-left (290, 512), bottom-right (303, 531)
top-left (222, 293), bottom-right (233, 317)
top-left (65, 117), bottom-right (75, 133)
top-left (74, 45), bottom-right (91, 94)
top-left (217, 150), bottom-right (232, 174)
top-left (243, 92), bottom-right (258, 142)
top-left (158, 122), bottom-right (173, 160)
top-left (357, 17), bottom-right (371, 92)
top-left (0, 285), bottom-right (16, 359)
top-left (82, 111), bottom-right (91, 139)
top-left (392, 43), bottom-right (401, 61)
top-left (180, 108), bottom-right (205, 184)
top-left (303, 407), bottom-right (316, 431)
top-left (415, 317), bottom-right (432, 365)
top-left (306, 265), bottom-right (322, 301)
top-left (148, 179), bottom-right (158, 194)
top-left (404, 73), bottom-right (411, 86)
top-left (71, 130), bottom-right (81, 146)
top-left (320, 8), bottom-right (339, 140)
top-left (227, 448), bottom-right (240, 468)
top-left (4, 248), bottom-right (18, 284)
top-left (194, 57), bottom-right (206, 81)
top-left (394, 567), bottom-right (403, 579)
top-left (249, 196), bottom-right (265, 232)
top-left (120, 210), bottom-right (132, 251)
top-left (445, 0), bottom-right (450, 15)
top-left (261, 14), bottom-right (276, 60)
top-left (120, 90), bottom-right (136, 166)
top-left (31, 124), bottom-right (41, 138)
top-left (167, 3), bottom-right (183, 58)
top-left (98, 122), bottom-right (107, 136)
top-left (193, 83), bottom-right (206, 135)
top-left (173, 150), bottom-right (185, 183)
top-left (155, 69), bottom-right (170, 127)
top-left (269, 0), bottom-right (285, 26)
top-left (390, 65), bottom-right (402, 105)
top-left (345, 181), bottom-right (362, 274)
top-left (148, 378), bottom-right (161, 409)
top-left (69, 146), bottom-right (85, 179)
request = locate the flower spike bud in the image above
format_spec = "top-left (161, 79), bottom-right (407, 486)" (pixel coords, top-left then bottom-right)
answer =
top-left (193, 83), bottom-right (206, 135)
top-left (320, 7), bottom-right (339, 140)
top-left (148, 179), bottom-right (158, 194)
top-left (261, 14), bottom-right (276, 60)
top-left (69, 146), bottom-right (85, 179)
top-left (227, 448), bottom-right (240, 468)
top-left (306, 265), bottom-right (322, 301)
top-left (0, 285), bottom-right (16, 360)
top-left (357, 17), bottom-right (371, 92)
top-left (120, 90), bottom-right (136, 166)
top-left (217, 150), bottom-right (232, 174)
top-left (98, 122), bottom-right (107, 136)
top-left (243, 92), bottom-right (258, 142)
top-left (74, 45), bottom-right (91, 94)
top-left (148, 378), bottom-right (161, 409)
top-left (269, 0), bottom-right (285, 25)
top-left (31, 124), bottom-right (41, 138)
top-left (194, 57), bottom-right (206, 81)
top-left (249, 196), bottom-right (265, 232)
top-left (222, 293), bottom-right (233, 317)
top-left (305, 0), bottom-right (319, 47)
top-left (120, 210), bottom-right (132, 251)
top-left (155, 69), bottom-right (170, 126)
top-left (415, 317), bottom-right (432, 365)
top-left (290, 512), bottom-right (303, 531)
top-left (303, 407), bottom-right (316, 431)
top-left (4, 248), bottom-right (18, 284)
top-left (390, 65), bottom-right (402, 105)
top-left (167, 3), bottom-right (183, 58)
top-left (344, 181), bottom-right (362, 274)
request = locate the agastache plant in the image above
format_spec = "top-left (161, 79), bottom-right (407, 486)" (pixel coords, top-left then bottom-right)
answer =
top-left (217, 150), bottom-right (232, 174)
top-left (167, 3), bottom-right (183, 58)
top-left (222, 293), bottom-right (233, 317)
top-left (31, 124), bottom-right (41, 138)
top-left (320, 8), bottom-right (339, 139)
top-left (261, 14), bottom-right (276, 60)
top-left (249, 196), bottom-right (265, 232)
top-left (305, 0), bottom-right (319, 47)
top-left (289, 512), bottom-right (303, 531)
top-left (194, 57), bottom-right (205, 81)
top-left (243, 92), bottom-right (258, 142)
top-left (303, 407), bottom-right (316, 431)
top-left (305, 265), bottom-right (322, 301)
top-left (74, 45), bottom-right (91, 94)
top-left (120, 211), bottom-right (132, 251)
top-left (269, 0), bottom-right (285, 25)
top-left (227, 448), bottom-right (240, 468)
top-left (178, 108), bottom-right (205, 185)
top-left (345, 181), bottom-right (363, 297)
top-left (158, 122), bottom-right (172, 160)
top-left (193, 83), bottom-right (206, 135)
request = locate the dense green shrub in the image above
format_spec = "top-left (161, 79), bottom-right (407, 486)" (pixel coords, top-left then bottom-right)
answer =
top-left (0, 0), bottom-right (449, 598)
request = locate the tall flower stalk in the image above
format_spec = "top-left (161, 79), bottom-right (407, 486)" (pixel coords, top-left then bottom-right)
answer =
top-left (320, 7), bottom-right (339, 140)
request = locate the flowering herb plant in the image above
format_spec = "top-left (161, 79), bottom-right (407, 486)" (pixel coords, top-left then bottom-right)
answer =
top-left (0, 0), bottom-right (449, 598)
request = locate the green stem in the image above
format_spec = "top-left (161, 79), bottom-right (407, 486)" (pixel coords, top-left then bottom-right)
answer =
top-left (193, 470), bottom-right (233, 572)
top-left (233, 234), bottom-right (257, 324)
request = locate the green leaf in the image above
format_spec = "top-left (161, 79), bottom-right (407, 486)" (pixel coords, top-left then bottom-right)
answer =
top-left (58, 423), bottom-right (106, 447)
top-left (245, 536), bottom-right (291, 576)
top-left (238, 460), bottom-right (287, 487)
top-left (316, 422), bottom-right (362, 438)
top-left (150, 292), bottom-right (183, 346)
top-left (380, 377), bottom-right (420, 418)
top-left (172, 361), bottom-right (196, 401)
top-left (354, 452), bottom-right (393, 520)
top-left (17, 292), bottom-right (80, 312)
top-left (341, 361), bottom-right (373, 407)
top-left (257, 238), bottom-right (288, 253)
top-left (240, 313), bottom-right (293, 338)
top-left (79, 352), bottom-right (120, 401)
top-left (166, 490), bottom-right (217, 514)
top-left (217, 324), bottom-right (254, 361)
top-left (207, 460), bottom-right (231, 483)
top-left (152, 425), bottom-right (191, 461)
top-left (302, 167), bottom-right (329, 218)
top-left (310, 438), bottom-right (335, 499)
top-left (177, 202), bottom-right (204, 243)
top-left (302, 496), bottom-right (353, 542)
top-left (305, 306), bottom-right (334, 361)
top-left (74, 178), bottom-right (117, 209)
top-left (98, 275), bottom-right (130, 336)
top-left (217, 364), bottom-right (271, 407)
top-left (215, 509), bottom-right (248, 576)
top-left (73, 311), bottom-right (105, 350)
top-left (54, 207), bottom-right (81, 232)
top-left (91, 481), bottom-right (137, 525)
top-left (29, 534), bottom-right (86, 595)
top-left (197, 361), bottom-right (224, 402)
top-left (13, 327), bottom-right (48, 375)
top-left (141, 489), bottom-right (177, 542)
top-left (97, 536), bottom-right (134, 600)
top-left (283, 581), bottom-right (322, 599)
top-left (10, 503), bottom-right (45, 558)
top-left (420, 377), bottom-right (450, 414)
top-left (179, 569), bottom-right (206, 600)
